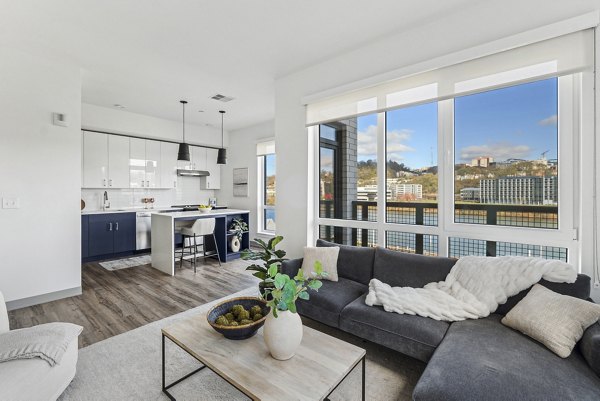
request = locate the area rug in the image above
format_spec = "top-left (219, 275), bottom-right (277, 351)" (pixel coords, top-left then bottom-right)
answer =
top-left (99, 255), bottom-right (152, 271)
top-left (59, 287), bottom-right (424, 401)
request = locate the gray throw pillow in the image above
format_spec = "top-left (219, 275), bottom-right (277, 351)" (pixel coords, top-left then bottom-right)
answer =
top-left (501, 284), bottom-right (600, 358)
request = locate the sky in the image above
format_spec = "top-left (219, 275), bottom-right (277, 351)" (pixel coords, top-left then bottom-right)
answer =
top-left (356, 77), bottom-right (558, 169)
top-left (265, 153), bottom-right (276, 176)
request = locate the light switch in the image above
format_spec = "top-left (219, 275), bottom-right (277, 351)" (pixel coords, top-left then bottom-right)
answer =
top-left (2, 197), bottom-right (20, 209)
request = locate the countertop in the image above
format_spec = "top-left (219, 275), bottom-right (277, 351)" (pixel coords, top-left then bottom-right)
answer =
top-left (152, 209), bottom-right (249, 219)
top-left (81, 206), bottom-right (229, 215)
top-left (81, 206), bottom-right (181, 215)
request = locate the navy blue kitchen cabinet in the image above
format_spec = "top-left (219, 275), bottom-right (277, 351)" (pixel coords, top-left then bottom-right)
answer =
top-left (113, 213), bottom-right (136, 253)
top-left (81, 215), bottom-right (89, 259)
top-left (85, 212), bottom-right (136, 260)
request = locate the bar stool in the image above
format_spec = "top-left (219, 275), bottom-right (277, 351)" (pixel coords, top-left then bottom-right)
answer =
top-left (175, 218), bottom-right (221, 272)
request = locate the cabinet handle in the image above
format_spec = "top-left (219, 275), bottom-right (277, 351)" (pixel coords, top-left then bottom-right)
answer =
top-left (207, 181), bottom-right (210, 189)
top-left (141, 180), bottom-right (145, 187)
top-left (146, 180), bottom-right (150, 187)
top-left (174, 180), bottom-right (177, 188)
top-left (103, 179), bottom-right (107, 187)
top-left (115, 222), bottom-right (119, 231)
top-left (109, 179), bottom-right (113, 187)
top-left (108, 222), bottom-right (113, 231)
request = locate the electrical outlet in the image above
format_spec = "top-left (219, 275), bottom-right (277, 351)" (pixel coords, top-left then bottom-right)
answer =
top-left (2, 197), bottom-right (20, 209)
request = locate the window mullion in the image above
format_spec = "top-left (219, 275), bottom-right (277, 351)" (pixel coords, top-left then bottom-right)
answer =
top-left (438, 99), bottom-right (454, 257)
top-left (376, 112), bottom-right (387, 246)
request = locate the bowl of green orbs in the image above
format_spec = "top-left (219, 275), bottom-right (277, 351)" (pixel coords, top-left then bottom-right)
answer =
top-left (207, 297), bottom-right (270, 340)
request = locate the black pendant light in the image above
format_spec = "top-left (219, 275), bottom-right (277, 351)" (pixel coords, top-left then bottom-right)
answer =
top-left (217, 110), bottom-right (227, 164)
top-left (177, 100), bottom-right (190, 161)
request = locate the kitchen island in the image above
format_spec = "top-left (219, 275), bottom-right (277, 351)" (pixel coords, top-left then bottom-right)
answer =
top-left (151, 209), bottom-right (250, 276)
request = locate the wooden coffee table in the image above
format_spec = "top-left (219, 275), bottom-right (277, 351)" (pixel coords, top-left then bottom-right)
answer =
top-left (161, 312), bottom-right (366, 400)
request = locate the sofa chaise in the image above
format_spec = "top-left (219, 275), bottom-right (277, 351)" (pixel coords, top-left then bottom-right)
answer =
top-left (282, 239), bottom-right (600, 401)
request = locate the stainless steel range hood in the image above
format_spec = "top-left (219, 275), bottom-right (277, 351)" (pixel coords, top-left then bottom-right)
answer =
top-left (177, 169), bottom-right (210, 177)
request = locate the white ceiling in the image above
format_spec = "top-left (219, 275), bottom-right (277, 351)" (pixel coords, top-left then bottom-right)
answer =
top-left (0, 0), bottom-right (476, 130)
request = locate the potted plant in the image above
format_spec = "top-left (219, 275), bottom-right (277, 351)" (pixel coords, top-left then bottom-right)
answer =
top-left (241, 236), bottom-right (287, 297)
top-left (262, 261), bottom-right (325, 360)
top-left (228, 218), bottom-right (248, 252)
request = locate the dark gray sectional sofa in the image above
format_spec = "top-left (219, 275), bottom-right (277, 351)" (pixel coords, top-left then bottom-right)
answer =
top-left (281, 239), bottom-right (600, 401)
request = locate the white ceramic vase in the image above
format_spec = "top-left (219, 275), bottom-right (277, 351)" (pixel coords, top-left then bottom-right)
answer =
top-left (263, 310), bottom-right (303, 360)
top-left (230, 236), bottom-right (241, 252)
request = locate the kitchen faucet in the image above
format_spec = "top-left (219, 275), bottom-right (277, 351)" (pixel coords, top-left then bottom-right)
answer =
top-left (103, 191), bottom-right (110, 210)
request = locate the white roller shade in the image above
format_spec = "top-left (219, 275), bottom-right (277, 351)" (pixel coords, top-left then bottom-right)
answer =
top-left (306, 29), bottom-right (593, 126)
top-left (256, 139), bottom-right (275, 156)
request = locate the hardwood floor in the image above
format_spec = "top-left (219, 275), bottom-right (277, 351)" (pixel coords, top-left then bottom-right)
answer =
top-left (8, 256), bottom-right (258, 348)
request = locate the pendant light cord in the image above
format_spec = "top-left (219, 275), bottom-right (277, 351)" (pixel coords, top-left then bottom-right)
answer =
top-left (180, 100), bottom-right (187, 143)
top-left (220, 110), bottom-right (225, 148)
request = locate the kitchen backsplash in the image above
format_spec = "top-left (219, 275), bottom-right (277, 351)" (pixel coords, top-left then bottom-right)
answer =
top-left (81, 177), bottom-right (216, 211)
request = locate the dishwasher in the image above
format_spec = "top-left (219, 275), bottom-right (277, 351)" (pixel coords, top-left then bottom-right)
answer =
top-left (136, 212), bottom-right (152, 250)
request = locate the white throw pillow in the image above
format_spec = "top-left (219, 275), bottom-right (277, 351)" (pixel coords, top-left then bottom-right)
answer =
top-left (301, 246), bottom-right (340, 282)
top-left (501, 284), bottom-right (600, 358)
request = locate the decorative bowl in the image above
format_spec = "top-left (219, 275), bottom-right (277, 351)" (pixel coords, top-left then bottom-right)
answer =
top-left (207, 297), bottom-right (270, 340)
top-left (198, 206), bottom-right (212, 213)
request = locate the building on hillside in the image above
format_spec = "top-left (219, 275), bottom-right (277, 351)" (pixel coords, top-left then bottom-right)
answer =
top-left (470, 156), bottom-right (494, 167)
top-left (479, 176), bottom-right (557, 205)
top-left (460, 187), bottom-right (480, 202)
top-left (389, 183), bottom-right (423, 200)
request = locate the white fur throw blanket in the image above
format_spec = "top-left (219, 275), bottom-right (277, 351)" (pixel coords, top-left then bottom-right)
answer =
top-left (365, 256), bottom-right (577, 321)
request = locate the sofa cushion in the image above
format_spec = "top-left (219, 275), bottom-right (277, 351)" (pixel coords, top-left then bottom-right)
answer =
top-left (580, 321), bottom-right (600, 377)
top-left (301, 246), bottom-right (340, 281)
top-left (0, 336), bottom-right (78, 401)
top-left (496, 273), bottom-right (591, 315)
top-left (501, 284), bottom-right (600, 358)
top-left (413, 314), bottom-right (600, 401)
top-left (340, 294), bottom-right (449, 362)
top-left (372, 247), bottom-right (456, 288)
top-left (296, 277), bottom-right (367, 328)
top-left (316, 239), bottom-right (375, 285)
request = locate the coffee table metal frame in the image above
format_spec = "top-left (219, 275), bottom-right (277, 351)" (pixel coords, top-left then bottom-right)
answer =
top-left (161, 333), bottom-right (366, 401)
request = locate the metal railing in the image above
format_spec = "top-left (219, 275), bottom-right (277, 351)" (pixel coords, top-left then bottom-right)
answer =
top-left (319, 200), bottom-right (564, 260)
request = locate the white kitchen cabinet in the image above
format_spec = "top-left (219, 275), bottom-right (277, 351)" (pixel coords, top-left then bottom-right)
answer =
top-left (202, 148), bottom-right (221, 190)
top-left (129, 138), bottom-right (146, 188)
top-left (107, 135), bottom-right (130, 188)
top-left (145, 140), bottom-right (161, 188)
top-left (160, 142), bottom-right (179, 189)
top-left (130, 138), bottom-right (162, 188)
top-left (191, 146), bottom-right (207, 171)
top-left (82, 131), bottom-right (109, 188)
top-left (83, 131), bottom-right (130, 188)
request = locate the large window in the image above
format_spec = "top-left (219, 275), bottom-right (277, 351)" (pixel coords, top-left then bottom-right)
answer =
top-left (454, 78), bottom-right (558, 229)
top-left (314, 77), bottom-right (579, 263)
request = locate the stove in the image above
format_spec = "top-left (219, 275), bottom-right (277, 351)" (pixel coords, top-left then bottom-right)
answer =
top-left (171, 204), bottom-right (228, 211)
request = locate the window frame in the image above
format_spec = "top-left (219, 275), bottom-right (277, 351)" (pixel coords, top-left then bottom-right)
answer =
top-left (312, 74), bottom-right (582, 267)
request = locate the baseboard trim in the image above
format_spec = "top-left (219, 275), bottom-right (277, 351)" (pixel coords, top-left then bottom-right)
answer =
top-left (6, 286), bottom-right (82, 311)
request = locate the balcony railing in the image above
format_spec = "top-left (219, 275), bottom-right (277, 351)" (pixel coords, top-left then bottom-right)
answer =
top-left (319, 200), bottom-right (564, 260)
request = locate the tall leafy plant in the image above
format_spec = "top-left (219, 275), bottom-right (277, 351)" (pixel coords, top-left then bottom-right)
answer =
top-left (241, 236), bottom-right (287, 283)
top-left (264, 261), bottom-right (325, 317)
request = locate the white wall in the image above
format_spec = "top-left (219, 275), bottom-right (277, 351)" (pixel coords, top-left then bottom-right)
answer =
top-left (82, 103), bottom-right (228, 148)
top-left (218, 120), bottom-right (275, 240)
top-left (0, 47), bottom-right (82, 306)
top-left (274, 0), bottom-right (600, 300)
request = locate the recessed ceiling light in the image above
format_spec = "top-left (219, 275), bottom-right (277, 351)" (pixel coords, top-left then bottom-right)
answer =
top-left (113, 104), bottom-right (126, 109)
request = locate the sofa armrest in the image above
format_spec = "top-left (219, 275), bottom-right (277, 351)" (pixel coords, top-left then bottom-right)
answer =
top-left (281, 258), bottom-right (303, 277)
top-left (580, 321), bottom-right (600, 377)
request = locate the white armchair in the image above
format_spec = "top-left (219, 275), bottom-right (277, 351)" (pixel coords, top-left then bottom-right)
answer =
top-left (0, 291), bottom-right (79, 401)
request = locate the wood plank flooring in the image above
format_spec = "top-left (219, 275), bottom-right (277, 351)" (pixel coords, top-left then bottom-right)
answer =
top-left (8, 256), bottom-right (258, 348)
